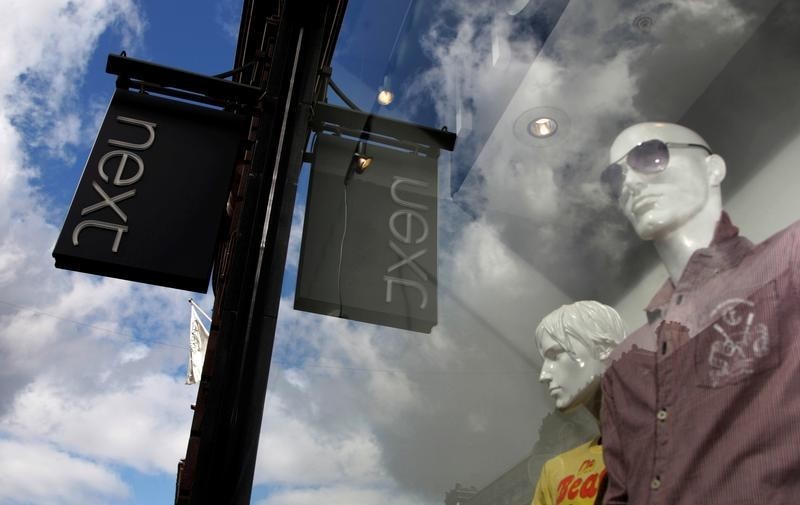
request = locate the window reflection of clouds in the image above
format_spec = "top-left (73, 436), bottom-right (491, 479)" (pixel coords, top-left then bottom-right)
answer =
top-left (416, 0), bottom-right (774, 301)
top-left (258, 1), bottom-right (792, 504)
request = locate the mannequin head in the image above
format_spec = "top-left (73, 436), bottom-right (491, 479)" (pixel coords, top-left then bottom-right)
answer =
top-left (535, 301), bottom-right (625, 412)
top-left (605, 122), bottom-right (726, 240)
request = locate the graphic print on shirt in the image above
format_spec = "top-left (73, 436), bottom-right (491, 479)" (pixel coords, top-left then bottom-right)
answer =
top-left (706, 298), bottom-right (769, 386)
top-left (532, 438), bottom-right (605, 505)
top-left (555, 460), bottom-right (605, 504)
top-left (699, 278), bottom-right (780, 388)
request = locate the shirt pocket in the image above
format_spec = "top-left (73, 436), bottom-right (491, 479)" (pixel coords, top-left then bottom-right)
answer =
top-left (693, 276), bottom-right (782, 389)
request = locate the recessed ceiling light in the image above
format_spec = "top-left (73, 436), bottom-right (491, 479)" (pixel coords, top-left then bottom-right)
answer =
top-left (633, 15), bottom-right (654, 32)
top-left (528, 117), bottom-right (557, 138)
top-left (513, 106), bottom-right (570, 147)
top-left (503, 0), bottom-right (534, 15)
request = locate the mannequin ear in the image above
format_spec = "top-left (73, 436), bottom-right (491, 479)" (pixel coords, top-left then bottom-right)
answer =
top-left (706, 154), bottom-right (726, 187)
top-left (595, 344), bottom-right (612, 362)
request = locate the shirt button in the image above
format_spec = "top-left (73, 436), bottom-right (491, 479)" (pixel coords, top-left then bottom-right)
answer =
top-left (657, 408), bottom-right (668, 421)
top-left (651, 477), bottom-right (662, 490)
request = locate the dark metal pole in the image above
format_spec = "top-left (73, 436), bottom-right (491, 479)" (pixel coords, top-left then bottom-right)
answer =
top-left (183, 1), bottom-right (347, 504)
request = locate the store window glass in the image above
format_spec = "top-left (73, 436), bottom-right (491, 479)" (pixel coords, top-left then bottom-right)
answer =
top-left (251, 1), bottom-right (800, 504)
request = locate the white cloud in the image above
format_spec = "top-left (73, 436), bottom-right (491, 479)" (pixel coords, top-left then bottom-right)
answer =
top-left (0, 0), bottom-right (145, 156)
top-left (215, 0), bottom-right (242, 41)
top-left (118, 342), bottom-right (151, 364)
top-left (2, 374), bottom-right (195, 474)
top-left (0, 439), bottom-right (129, 505)
top-left (256, 389), bottom-right (386, 486)
top-left (0, 0), bottom-right (217, 503)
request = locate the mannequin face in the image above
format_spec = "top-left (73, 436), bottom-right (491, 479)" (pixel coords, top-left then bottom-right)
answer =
top-left (608, 123), bottom-right (720, 240)
top-left (538, 332), bottom-right (606, 411)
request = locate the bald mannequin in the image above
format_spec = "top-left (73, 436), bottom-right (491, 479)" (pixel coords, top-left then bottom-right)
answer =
top-left (600, 122), bottom-right (800, 504)
top-left (608, 122), bottom-right (726, 283)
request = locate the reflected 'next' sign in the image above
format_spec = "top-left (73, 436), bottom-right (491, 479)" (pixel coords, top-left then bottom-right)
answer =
top-left (295, 134), bottom-right (438, 333)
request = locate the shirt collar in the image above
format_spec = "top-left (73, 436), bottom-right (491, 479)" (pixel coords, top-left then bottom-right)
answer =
top-left (644, 212), bottom-right (753, 317)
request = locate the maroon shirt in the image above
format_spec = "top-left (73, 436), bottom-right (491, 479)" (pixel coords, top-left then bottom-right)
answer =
top-left (601, 213), bottom-right (800, 504)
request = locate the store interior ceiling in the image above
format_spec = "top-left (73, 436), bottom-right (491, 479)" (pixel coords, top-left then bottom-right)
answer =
top-left (335, 0), bottom-right (800, 304)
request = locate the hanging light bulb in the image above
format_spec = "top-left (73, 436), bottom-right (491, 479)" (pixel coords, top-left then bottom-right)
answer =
top-left (377, 75), bottom-right (394, 106)
top-left (344, 140), bottom-right (372, 185)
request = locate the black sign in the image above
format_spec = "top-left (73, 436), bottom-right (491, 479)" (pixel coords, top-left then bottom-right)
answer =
top-left (53, 90), bottom-right (245, 292)
top-left (295, 134), bottom-right (438, 333)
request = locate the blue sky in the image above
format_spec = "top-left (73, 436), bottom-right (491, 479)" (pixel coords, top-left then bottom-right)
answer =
top-left (0, 1), bottom-right (240, 503)
top-left (38, 0), bottom-right (241, 212)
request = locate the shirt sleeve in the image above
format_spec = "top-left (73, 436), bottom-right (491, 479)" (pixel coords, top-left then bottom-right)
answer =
top-left (531, 463), bottom-right (553, 505)
top-left (600, 373), bottom-right (628, 505)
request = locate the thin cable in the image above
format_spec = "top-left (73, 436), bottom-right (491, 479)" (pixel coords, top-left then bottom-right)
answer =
top-left (337, 183), bottom-right (349, 317)
top-left (387, 0), bottom-right (415, 65)
top-left (0, 299), bottom-right (186, 351)
top-left (269, 359), bottom-right (538, 376)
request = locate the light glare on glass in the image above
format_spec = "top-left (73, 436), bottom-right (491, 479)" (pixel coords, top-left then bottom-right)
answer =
top-left (377, 89), bottom-right (394, 105)
top-left (528, 117), bottom-right (557, 138)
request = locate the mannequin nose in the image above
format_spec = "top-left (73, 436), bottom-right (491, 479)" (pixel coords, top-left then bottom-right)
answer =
top-left (539, 364), bottom-right (552, 384)
top-left (621, 170), bottom-right (646, 199)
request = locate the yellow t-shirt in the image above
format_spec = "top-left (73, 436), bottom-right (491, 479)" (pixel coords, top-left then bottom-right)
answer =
top-left (531, 438), bottom-right (605, 505)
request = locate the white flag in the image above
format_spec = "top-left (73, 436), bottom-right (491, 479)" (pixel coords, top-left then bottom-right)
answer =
top-left (186, 306), bottom-right (210, 385)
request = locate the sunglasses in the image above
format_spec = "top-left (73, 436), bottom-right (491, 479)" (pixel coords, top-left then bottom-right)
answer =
top-left (601, 139), bottom-right (713, 199)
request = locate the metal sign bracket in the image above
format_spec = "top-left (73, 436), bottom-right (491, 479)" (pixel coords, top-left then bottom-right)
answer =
top-left (107, 52), bottom-right (268, 111)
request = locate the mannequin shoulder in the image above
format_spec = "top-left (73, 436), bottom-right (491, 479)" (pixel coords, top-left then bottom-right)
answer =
top-left (774, 219), bottom-right (800, 239)
top-left (545, 439), bottom-right (599, 468)
top-left (755, 219), bottom-right (800, 257)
